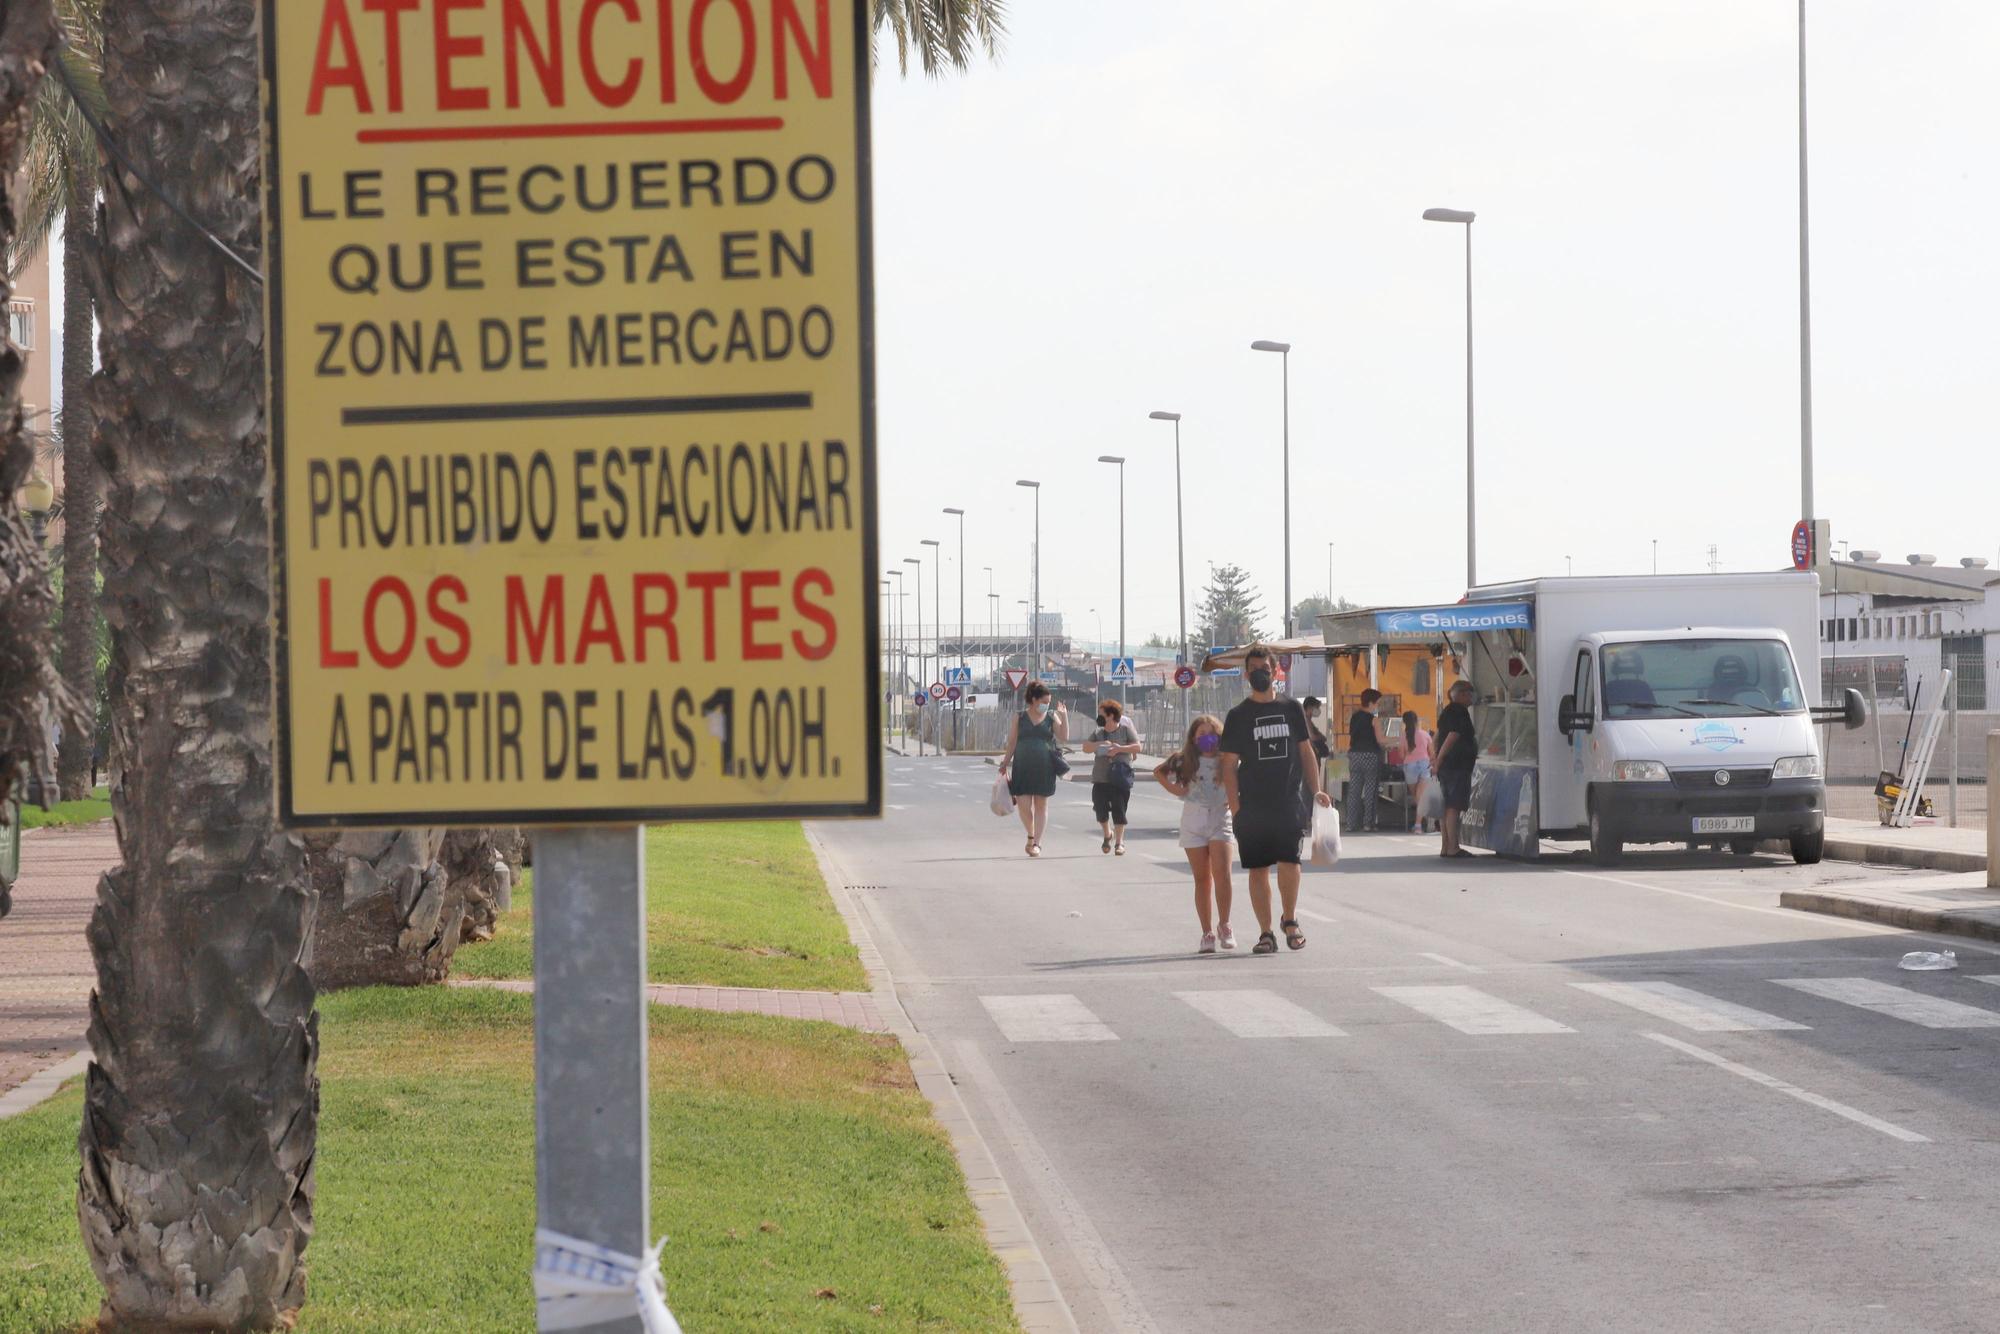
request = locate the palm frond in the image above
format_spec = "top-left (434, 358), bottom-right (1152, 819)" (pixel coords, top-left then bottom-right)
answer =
top-left (12, 0), bottom-right (103, 276)
top-left (872, 0), bottom-right (1006, 78)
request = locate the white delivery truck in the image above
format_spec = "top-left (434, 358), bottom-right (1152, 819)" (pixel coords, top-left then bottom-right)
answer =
top-left (1321, 574), bottom-right (1866, 863)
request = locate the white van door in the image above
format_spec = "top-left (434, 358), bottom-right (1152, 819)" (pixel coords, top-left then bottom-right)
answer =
top-left (1547, 645), bottom-right (1595, 832)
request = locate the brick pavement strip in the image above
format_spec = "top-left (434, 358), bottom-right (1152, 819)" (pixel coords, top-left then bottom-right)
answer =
top-left (451, 978), bottom-right (888, 1032)
top-left (0, 823), bottom-right (116, 1098)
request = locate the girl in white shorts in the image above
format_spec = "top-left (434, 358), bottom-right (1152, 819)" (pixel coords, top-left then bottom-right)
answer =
top-left (1154, 714), bottom-right (1236, 954)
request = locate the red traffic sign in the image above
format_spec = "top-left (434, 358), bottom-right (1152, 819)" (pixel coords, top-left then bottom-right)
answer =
top-left (1791, 519), bottom-right (1812, 571)
top-left (1004, 668), bottom-right (1029, 690)
top-left (945, 685), bottom-right (963, 703)
top-left (912, 691), bottom-right (928, 707)
top-left (929, 682), bottom-right (948, 700)
top-left (1173, 665), bottom-right (1197, 689)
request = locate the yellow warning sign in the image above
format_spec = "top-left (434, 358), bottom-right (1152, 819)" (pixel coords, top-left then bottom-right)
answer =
top-left (260, 0), bottom-right (878, 826)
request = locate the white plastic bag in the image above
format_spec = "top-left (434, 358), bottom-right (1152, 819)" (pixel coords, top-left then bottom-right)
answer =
top-left (990, 771), bottom-right (1016, 817)
top-left (1418, 778), bottom-right (1444, 822)
top-left (1308, 803), bottom-right (1342, 868)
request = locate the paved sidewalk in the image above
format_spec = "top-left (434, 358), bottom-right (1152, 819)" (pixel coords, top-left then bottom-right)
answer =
top-left (1822, 816), bottom-right (1989, 874)
top-left (1782, 871), bottom-right (2000, 943)
top-left (454, 977), bottom-right (888, 1031)
top-left (0, 824), bottom-right (112, 1097)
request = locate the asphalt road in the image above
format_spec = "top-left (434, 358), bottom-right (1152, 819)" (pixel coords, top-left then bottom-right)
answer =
top-left (813, 755), bottom-right (2000, 1334)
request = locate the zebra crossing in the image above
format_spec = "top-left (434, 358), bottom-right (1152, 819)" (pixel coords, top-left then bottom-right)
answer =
top-left (976, 974), bottom-right (2000, 1043)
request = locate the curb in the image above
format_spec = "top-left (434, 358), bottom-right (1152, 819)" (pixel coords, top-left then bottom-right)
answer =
top-left (1823, 837), bottom-right (1988, 876)
top-left (0, 1050), bottom-right (89, 1120)
top-left (1780, 889), bottom-right (2000, 943)
top-left (803, 827), bottom-right (1079, 1334)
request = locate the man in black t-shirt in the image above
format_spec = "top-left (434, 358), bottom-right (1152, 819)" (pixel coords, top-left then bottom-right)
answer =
top-left (1221, 646), bottom-right (1334, 954)
top-left (1433, 678), bottom-right (1478, 858)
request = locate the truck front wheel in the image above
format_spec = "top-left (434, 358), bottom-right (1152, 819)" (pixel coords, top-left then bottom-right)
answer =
top-left (1589, 803), bottom-right (1623, 867)
top-left (1791, 831), bottom-right (1825, 866)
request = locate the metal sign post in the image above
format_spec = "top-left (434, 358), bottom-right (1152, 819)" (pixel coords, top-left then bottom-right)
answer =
top-left (533, 827), bottom-right (650, 1334)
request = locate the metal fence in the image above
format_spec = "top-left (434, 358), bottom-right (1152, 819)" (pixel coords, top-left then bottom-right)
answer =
top-left (1819, 660), bottom-right (1989, 830)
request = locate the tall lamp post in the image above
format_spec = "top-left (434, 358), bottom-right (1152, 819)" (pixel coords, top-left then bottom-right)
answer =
top-left (887, 568), bottom-right (905, 738)
top-left (903, 556), bottom-right (924, 756)
top-left (982, 566), bottom-right (995, 677)
top-left (921, 538), bottom-right (942, 751)
top-left (1015, 480), bottom-right (1041, 685)
top-left (1148, 412), bottom-right (1189, 729)
top-left (1096, 455), bottom-right (1126, 660)
top-left (1250, 341), bottom-right (1293, 634)
top-left (943, 509), bottom-right (966, 747)
top-left (1422, 207), bottom-right (1478, 589)
top-left (1797, 0), bottom-right (1816, 534)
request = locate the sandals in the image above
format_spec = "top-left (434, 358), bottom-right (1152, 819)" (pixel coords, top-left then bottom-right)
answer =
top-left (1114, 843), bottom-right (1126, 856)
top-left (1026, 839), bottom-right (1040, 858)
top-left (1281, 919), bottom-right (1307, 951)
top-left (1101, 835), bottom-right (1112, 854)
top-left (1252, 931), bottom-right (1279, 955)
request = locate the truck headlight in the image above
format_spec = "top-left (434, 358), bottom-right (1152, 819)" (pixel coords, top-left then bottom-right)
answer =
top-left (1614, 760), bottom-right (1668, 782)
top-left (1773, 755), bottom-right (1821, 780)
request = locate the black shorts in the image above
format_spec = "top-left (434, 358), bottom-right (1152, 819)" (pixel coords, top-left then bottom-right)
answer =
top-left (1440, 768), bottom-right (1473, 812)
top-left (1235, 808), bottom-right (1303, 870)
top-left (1091, 781), bottom-right (1131, 825)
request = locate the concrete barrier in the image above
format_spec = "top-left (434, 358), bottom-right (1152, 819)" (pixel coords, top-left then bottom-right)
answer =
top-left (1990, 732), bottom-right (1999, 889)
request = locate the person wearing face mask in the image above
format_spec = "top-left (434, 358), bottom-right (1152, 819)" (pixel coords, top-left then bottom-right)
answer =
top-left (1085, 699), bottom-right (1141, 855)
top-left (999, 682), bottom-right (1068, 857)
top-left (1155, 714), bottom-right (1236, 953)
top-left (1345, 689), bottom-right (1394, 833)
top-left (1220, 645), bottom-right (1334, 954)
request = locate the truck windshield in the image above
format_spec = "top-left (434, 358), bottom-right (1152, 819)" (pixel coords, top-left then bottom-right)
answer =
top-left (1599, 639), bottom-right (1805, 719)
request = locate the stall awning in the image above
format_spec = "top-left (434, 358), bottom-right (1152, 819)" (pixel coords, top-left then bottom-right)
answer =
top-left (1198, 635), bottom-right (1326, 673)
top-left (1318, 601), bottom-right (1533, 645)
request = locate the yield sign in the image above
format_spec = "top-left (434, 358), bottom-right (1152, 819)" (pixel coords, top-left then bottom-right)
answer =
top-left (1004, 668), bottom-right (1029, 691)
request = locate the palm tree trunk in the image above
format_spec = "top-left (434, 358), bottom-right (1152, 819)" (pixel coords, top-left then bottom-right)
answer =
top-left (56, 171), bottom-right (98, 802)
top-left (0, 1), bottom-right (67, 826)
top-left (79, 0), bottom-right (316, 1325)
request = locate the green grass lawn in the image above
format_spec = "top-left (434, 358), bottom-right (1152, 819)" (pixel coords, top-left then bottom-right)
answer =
top-left (455, 822), bottom-right (866, 993)
top-left (18, 787), bottom-right (110, 829)
top-left (0, 986), bottom-right (1016, 1333)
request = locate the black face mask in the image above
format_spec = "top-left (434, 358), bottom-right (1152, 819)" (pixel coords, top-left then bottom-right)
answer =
top-left (1248, 668), bottom-right (1275, 692)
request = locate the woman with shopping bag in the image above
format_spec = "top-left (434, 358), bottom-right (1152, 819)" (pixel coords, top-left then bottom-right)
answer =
top-left (998, 683), bottom-right (1067, 857)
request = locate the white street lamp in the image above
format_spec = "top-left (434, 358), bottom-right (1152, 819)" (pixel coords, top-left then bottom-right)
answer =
top-left (1423, 207), bottom-right (1478, 589)
top-left (1096, 455), bottom-right (1125, 660)
top-left (1148, 411), bottom-right (1189, 729)
top-left (1250, 340), bottom-right (1293, 634)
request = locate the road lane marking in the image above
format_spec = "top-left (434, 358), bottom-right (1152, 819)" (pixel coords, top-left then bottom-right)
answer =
top-left (1970, 975), bottom-right (2000, 989)
top-left (1372, 985), bottom-right (1573, 1035)
top-left (1772, 977), bottom-right (2000, 1028)
top-left (1570, 981), bottom-right (1807, 1032)
top-left (1293, 907), bottom-right (1339, 925)
top-left (1553, 866), bottom-right (2000, 954)
top-left (952, 1041), bottom-right (1160, 1333)
top-left (1642, 1032), bottom-right (1929, 1143)
top-left (1174, 989), bottom-right (1346, 1038)
top-left (1417, 952), bottom-right (1482, 972)
top-left (980, 994), bottom-right (1119, 1042)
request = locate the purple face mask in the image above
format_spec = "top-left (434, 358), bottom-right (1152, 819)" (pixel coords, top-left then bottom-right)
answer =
top-left (1196, 733), bottom-right (1220, 754)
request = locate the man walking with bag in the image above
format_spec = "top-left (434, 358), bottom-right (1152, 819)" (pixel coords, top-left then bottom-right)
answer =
top-left (1220, 646), bottom-right (1334, 954)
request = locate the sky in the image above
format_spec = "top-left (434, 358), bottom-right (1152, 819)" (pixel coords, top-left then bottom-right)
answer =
top-left (868, 0), bottom-right (2000, 652)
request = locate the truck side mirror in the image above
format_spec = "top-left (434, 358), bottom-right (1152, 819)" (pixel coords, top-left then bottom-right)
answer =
top-left (1557, 693), bottom-right (1592, 736)
top-left (1842, 687), bottom-right (1868, 731)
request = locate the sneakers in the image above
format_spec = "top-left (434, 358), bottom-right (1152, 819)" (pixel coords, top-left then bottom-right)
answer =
top-left (1252, 931), bottom-right (1279, 955)
top-left (1217, 923), bottom-right (1237, 951)
top-left (1198, 932), bottom-right (1217, 955)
